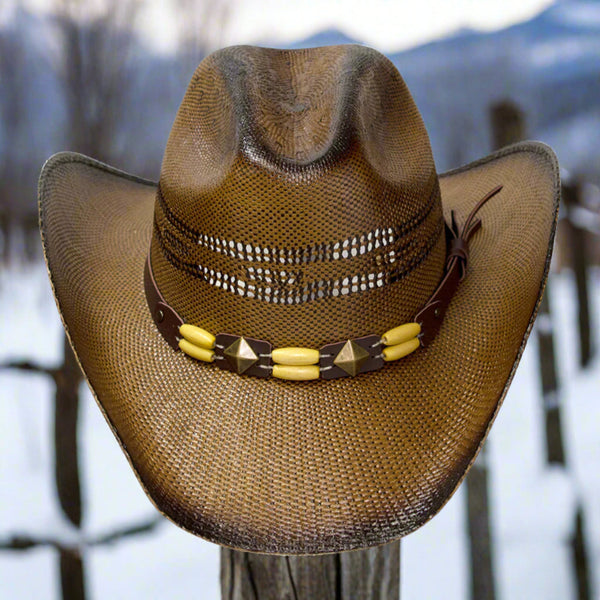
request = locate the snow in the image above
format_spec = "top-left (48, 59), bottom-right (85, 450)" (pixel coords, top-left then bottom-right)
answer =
top-left (403, 267), bottom-right (600, 600)
top-left (1, 262), bottom-right (599, 599)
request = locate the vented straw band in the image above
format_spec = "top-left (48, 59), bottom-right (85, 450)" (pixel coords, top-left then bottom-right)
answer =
top-left (144, 186), bottom-right (503, 380)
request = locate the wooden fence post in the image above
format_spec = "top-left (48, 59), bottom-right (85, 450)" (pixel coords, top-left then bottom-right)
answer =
top-left (536, 290), bottom-right (566, 465)
top-left (562, 181), bottom-right (594, 368)
top-left (0, 331), bottom-right (164, 591)
top-left (490, 101), bottom-right (525, 150)
top-left (55, 335), bottom-right (86, 600)
top-left (461, 99), bottom-right (533, 600)
top-left (490, 99), bottom-right (591, 600)
top-left (464, 448), bottom-right (496, 600)
top-left (221, 542), bottom-right (400, 600)
top-left (0, 211), bottom-right (8, 263)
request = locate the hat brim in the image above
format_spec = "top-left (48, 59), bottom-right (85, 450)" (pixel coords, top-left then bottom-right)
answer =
top-left (39, 142), bottom-right (559, 554)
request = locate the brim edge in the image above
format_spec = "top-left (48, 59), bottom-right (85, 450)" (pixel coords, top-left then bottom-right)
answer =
top-left (37, 153), bottom-right (181, 552)
top-left (414, 139), bottom-right (562, 547)
top-left (37, 142), bottom-right (562, 554)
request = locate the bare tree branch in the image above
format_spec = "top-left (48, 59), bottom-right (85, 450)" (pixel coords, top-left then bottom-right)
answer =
top-left (0, 27), bottom-right (29, 224)
top-left (174, 0), bottom-right (234, 78)
top-left (50, 0), bottom-right (143, 161)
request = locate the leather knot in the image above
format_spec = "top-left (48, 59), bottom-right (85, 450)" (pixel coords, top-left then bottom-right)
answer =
top-left (415, 184), bottom-right (504, 346)
top-left (448, 238), bottom-right (468, 263)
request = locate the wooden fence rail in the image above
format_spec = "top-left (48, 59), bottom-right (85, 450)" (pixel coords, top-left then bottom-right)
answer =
top-left (0, 334), bottom-right (162, 600)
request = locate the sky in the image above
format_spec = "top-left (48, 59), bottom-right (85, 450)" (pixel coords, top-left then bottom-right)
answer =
top-left (16, 0), bottom-right (557, 53)
top-left (218, 0), bottom-right (557, 51)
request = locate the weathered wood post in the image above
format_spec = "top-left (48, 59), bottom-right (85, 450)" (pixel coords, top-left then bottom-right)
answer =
top-left (492, 100), bottom-right (569, 465)
top-left (491, 99), bottom-right (568, 461)
top-left (54, 336), bottom-right (86, 600)
top-left (562, 181), bottom-right (594, 368)
top-left (221, 543), bottom-right (401, 600)
top-left (0, 211), bottom-right (8, 262)
top-left (490, 99), bottom-right (591, 600)
top-left (24, 214), bottom-right (42, 262)
top-left (464, 448), bottom-right (495, 600)
top-left (459, 99), bottom-right (535, 600)
top-left (0, 336), bottom-right (86, 599)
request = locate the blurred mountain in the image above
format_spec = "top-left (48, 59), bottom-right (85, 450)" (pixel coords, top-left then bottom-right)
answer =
top-left (285, 28), bottom-right (362, 48)
top-left (1, 0), bottom-right (600, 225)
top-left (288, 0), bottom-right (600, 179)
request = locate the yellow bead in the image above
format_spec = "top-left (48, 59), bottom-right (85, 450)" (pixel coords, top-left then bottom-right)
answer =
top-left (382, 337), bottom-right (420, 361)
top-left (381, 322), bottom-right (421, 346)
top-left (272, 347), bottom-right (320, 366)
top-left (179, 339), bottom-right (215, 362)
top-left (179, 324), bottom-right (216, 349)
top-left (272, 364), bottom-right (320, 381)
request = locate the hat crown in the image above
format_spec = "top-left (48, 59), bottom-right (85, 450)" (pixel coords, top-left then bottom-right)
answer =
top-left (151, 45), bottom-right (446, 347)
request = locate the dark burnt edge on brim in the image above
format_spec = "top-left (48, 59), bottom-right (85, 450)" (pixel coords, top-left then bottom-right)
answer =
top-left (37, 141), bottom-right (560, 554)
top-left (405, 139), bottom-right (562, 545)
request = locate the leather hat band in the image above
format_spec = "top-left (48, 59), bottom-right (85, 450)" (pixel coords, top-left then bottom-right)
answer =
top-left (144, 186), bottom-right (503, 380)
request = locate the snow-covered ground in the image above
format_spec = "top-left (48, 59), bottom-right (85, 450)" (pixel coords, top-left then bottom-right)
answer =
top-left (1, 261), bottom-right (599, 600)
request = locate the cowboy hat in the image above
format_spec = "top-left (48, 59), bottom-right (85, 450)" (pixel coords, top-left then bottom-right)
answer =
top-left (39, 44), bottom-right (559, 554)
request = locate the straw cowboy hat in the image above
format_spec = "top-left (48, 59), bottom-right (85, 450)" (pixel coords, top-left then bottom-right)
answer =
top-left (39, 44), bottom-right (559, 554)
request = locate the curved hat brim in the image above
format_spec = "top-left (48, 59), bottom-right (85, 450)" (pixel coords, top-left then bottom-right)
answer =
top-left (39, 142), bottom-right (559, 554)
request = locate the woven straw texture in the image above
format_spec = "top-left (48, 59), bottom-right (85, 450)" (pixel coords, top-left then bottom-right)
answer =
top-left (153, 46), bottom-right (443, 347)
top-left (39, 45), bottom-right (560, 554)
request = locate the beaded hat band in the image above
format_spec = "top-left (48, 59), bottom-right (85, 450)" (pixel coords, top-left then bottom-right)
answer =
top-left (145, 186), bottom-right (503, 380)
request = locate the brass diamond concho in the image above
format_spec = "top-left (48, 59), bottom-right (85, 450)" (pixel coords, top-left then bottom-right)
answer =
top-left (333, 339), bottom-right (370, 376)
top-left (215, 334), bottom-right (272, 378)
top-left (225, 337), bottom-right (258, 373)
top-left (320, 334), bottom-right (384, 380)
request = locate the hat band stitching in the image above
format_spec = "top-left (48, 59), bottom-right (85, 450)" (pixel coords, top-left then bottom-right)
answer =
top-left (153, 216), bottom-right (443, 304)
top-left (155, 183), bottom-right (440, 265)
